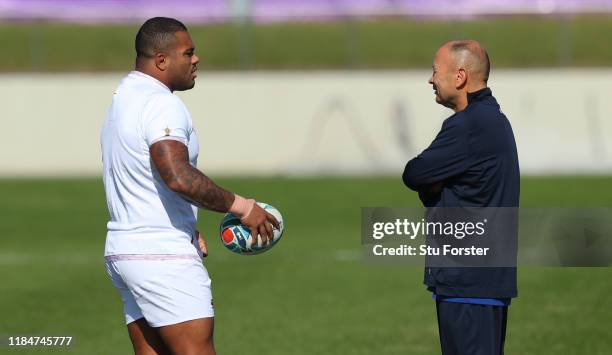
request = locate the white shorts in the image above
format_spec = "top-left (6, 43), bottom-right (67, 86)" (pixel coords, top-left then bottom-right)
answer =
top-left (105, 255), bottom-right (214, 327)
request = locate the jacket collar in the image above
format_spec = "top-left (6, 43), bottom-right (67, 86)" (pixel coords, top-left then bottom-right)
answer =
top-left (467, 87), bottom-right (492, 105)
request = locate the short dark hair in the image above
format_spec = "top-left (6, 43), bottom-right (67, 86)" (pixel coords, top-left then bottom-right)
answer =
top-left (135, 17), bottom-right (188, 58)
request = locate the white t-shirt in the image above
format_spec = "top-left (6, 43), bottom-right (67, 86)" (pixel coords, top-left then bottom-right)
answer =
top-left (101, 71), bottom-right (200, 256)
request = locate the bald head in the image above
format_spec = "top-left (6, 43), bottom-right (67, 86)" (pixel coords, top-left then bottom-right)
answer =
top-left (443, 40), bottom-right (490, 84)
top-left (429, 39), bottom-right (491, 112)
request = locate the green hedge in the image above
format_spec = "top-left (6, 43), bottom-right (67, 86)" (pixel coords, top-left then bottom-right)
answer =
top-left (1, 16), bottom-right (611, 71)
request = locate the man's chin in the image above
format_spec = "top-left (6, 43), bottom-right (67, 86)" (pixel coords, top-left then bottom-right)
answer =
top-left (174, 81), bottom-right (196, 92)
top-left (435, 96), bottom-right (453, 109)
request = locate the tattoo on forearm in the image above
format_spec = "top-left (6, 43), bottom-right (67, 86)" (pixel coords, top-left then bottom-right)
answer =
top-left (150, 140), bottom-right (235, 212)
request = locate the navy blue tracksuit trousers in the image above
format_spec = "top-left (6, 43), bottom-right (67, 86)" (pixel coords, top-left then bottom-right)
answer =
top-left (436, 301), bottom-right (508, 355)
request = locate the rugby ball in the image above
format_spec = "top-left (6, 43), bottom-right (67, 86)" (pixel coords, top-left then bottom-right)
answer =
top-left (219, 202), bottom-right (284, 255)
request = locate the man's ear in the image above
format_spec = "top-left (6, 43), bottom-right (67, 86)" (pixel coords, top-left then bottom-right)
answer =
top-left (456, 68), bottom-right (467, 89)
top-left (154, 53), bottom-right (169, 71)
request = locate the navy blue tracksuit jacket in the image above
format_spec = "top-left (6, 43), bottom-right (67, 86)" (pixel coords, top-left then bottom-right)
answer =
top-left (402, 87), bottom-right (520, 298)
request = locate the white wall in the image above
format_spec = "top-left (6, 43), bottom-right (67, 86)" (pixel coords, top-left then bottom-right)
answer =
top-left (1, 70), bottom-right (611, 176)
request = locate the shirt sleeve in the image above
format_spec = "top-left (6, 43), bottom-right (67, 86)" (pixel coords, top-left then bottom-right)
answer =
top-left (402, 116), bottom-right (470, 191)
top-left (142, 94), bottom-right (191, 147)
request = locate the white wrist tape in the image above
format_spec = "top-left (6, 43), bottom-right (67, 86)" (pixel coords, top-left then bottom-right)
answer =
top-left (229, 194), bottom-right (256, 220)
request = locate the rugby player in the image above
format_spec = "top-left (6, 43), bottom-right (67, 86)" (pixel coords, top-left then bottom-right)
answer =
top-left (101, 17), bottom-right (278, 355)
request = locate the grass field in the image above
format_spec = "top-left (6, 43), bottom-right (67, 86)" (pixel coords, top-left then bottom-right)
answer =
top-left (1, 176), bottom-right (611, 354)
top-left (2, 16), bottom-right (612, 71)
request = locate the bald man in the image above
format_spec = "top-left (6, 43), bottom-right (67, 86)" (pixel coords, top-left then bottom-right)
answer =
top-left (402, 41), bottom-right (519, 355)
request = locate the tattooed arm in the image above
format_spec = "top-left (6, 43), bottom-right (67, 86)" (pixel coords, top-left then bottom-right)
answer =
top-left (150, 140), bottom-right (234, 212)
top-left (149, 139), bottom-right (280, 242)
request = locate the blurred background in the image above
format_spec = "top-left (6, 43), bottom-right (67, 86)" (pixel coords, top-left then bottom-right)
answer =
top-left (1, 1), bottom-right (611, 354)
